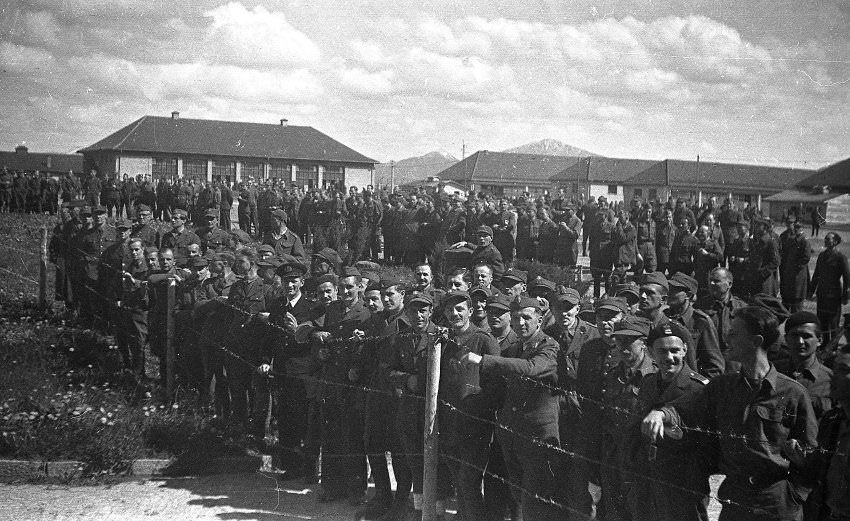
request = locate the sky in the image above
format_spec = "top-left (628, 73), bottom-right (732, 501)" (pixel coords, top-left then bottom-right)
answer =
top-left (1, 0), bottom-right (849, 168)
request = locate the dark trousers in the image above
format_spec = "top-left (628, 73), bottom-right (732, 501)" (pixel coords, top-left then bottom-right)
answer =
top-left (498, 426), bottom-right (562, 521)
top-left (220, 207), bottom-right (232, 231)
top-left (276, 372), bottom-right (309, 472)
top-left (817, 298), bottom-right (842, 345)
top-left (718, 477), bottom-right (804, 521)
top-left (365, 393), bottom-right (412, 502)
top-left (320, 387), bottom-right (367, 499)
top-left (442, 407), bottom-right (494, 521)
top-left (485, 438), bottom-right (519, 521)
top-left (117, 306), bottom-right (148, 374)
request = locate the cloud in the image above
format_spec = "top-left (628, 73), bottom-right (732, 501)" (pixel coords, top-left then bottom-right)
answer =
top-left (339, 67), bottom-right (395, 97)
top-left (202, 2), bottom-right (321, 66)
top-left (0, 42), bottom-right (56, 73)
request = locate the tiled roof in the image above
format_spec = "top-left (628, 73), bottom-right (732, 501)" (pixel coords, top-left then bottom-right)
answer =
top-left (553, 157), bottom-right (659, 184)
top-left (78, 116), bottom-right (376, 165)
top-left (437, 151), bottom-right (582, 185)
top-left (0, 147), bottom-right (83, 174)
top-left (665, 159), bottom-right (814, 191)
top-left (795, 157), bottom-right (850, 192)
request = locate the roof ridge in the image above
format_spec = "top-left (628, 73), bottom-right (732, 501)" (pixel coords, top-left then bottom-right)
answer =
top-left (114, 116), bottom-right (148, 151)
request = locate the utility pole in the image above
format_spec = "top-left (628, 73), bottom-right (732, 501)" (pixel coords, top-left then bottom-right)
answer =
top-left (390, 160), bottom-right (395, 193)
top-left (696, 154), bottom-right (701, 207)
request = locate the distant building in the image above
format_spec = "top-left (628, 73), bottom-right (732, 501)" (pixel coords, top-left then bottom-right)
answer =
top-left (436, 151), bottom-right (583, 196)
top-left (78, 112), bottom-right (377, 188)
top-left (554, 157), bottom-right (659, 204)
top-left (0, 145), bottom-right (83, 177)
top-left (399, 176), bottom-right (468, 199)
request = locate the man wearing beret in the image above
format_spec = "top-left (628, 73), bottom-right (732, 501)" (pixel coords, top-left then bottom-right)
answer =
top-left (664, 272), bottom-right (725, 379)
top-left (160, 209), bottom-right (201, 264)
top-left (643, 305), bottom-right (818, 521)
top-left (624, 322), bottom-right (710, 521)
top-left (775, 311), bottom-right (833, 420)
top-left (439, 290), bottom-right (501, 521)
top-left (569, 296), bottom-right (630, 519)
top-left (263, 208), bottom-right (307, 266)
top-left (592, 315), bottom-right (656, 521)
top-left (463, 296), bottom-right (561, 520)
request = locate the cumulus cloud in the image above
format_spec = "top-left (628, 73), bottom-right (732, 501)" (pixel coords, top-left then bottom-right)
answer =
top-left (0, 42), bottom-right (56, 73)
top-left (339, 67), bottom-right (395, 96)
top-left (203, 2), bottom-right (321, 66)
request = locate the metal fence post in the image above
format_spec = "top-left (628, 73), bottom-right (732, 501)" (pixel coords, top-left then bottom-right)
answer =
top-left (39, 226), bottom-right (48, 307)
top-left (422, 335), bottom-right (442, 521)
top-left (166, 279), bottom-right (177, 396)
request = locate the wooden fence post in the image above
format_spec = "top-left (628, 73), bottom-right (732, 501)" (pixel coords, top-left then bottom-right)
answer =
top-left (422, 335), bottom-right (442, 521)
top-left (39, 226), bottom-right (48, 307)
top-left (166, 279), bottom-right (177, 396)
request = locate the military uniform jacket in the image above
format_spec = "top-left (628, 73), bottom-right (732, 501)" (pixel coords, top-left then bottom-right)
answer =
top-left (77, 225), bottom-right (116, 280)
top-left (811, 248), bottom-right (850, 303)
top-left (470, 243), bottom-right (505, 277)
top-left (779, 233), bottom-right (811, 302)
top-left (262, 292), bottom-right (315, 367)
top-left (546, 319), bottom-right (599, 419)
top-left (695, 294), bottom-right (747, 357)
top-left (160, 228), bottom-right (202, 262)
top-left (312, 299), bottom-right (371, 391)
top-left (119, 259), bottom-right (149, 310)
top-left (132, 223), bottom-right (160, 249)
top-left (225, 276), bottom-right (275, 358)
top-left (665, 305), bottom-right (726, 378)
top-left (600, 354), bottom-right (657, 435)
top-left (200, 226), bottom-right (232, 253)
top-left (774, 358), bottom-right (833, 420)
top-left (655, 221), bottom-right (676, 263)
top-left (481, 329), bottom-right (561, 439)
top-left (748, 231), bottom-right (781, 296)
top-left (261, 228), bottom-right (307, 265)
top-left (575, 337), bottom-right (623, 431)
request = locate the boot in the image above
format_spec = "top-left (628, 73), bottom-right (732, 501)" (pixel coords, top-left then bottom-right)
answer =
top-left (354, 492), bottom-right (392, 520)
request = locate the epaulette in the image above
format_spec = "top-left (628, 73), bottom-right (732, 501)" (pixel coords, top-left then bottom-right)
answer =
top-left (689, 371), bottom-right (709, 385)
top-left (693, 308), bottom-right (711, 321)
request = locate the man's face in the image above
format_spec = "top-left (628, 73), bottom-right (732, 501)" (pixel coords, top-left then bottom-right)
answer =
top-left (95, 213), bottom-right (107, 226)
top-left (505, 282), bottom-right (525, 300)
top-left (284, 276), bottom-right (303, 299)
top-left (171, 214), bottom-right (186, 229)
top-left (471, 294), bottom-right (488, 320)
top-left (825, 234), bottom-right (836, 248)
top-left (679, 218), bottom-right (689, 229)
top-left (365, 290), bottom-right (384, 314)
top-left (473, 266), bottom-right (493, 288)
top-left (382, 286), bottom-right (404, 313)
top-left (652, 337), bottom-right (687, 382)
top-left (708, 273), bottom-right (731, 301)
top-left (232, 255), bottom-right (251, 276)
top-left (160, 252), bottom-right (175, 271)
top-left (487, 308), bottom-right (511, 332)
top-left (785, 322), bottom-right (820, 364)
top-left (414, 266), bottom-right (433, 289)
top-left (596, 308), bottom-right (624, 339)
top-left (705, 215), bottom-right (715, 228)
top-left (146, 254), bottom-right (161, 270)
top-left (259, 251), bottom-right (273, 261)
top-left (207, 217), bottom-right (218, 228)
top-left (512, 307), bottom-right (542, 340)
top-left (339, 276), bottom-right (362, 306)
top-left (476, 232), bottom-right (492, 247)
top-left (616, 336), bottom-right (646, 367)
top-left (445, 299), bottom-right (472, 330)
top-left (830, 352), bottom-right (850, 404)
top-left (119, 228), bottom-right (131, 241)
top-left (129, 242), bottom-right (144, 262)
top-left (639, 284), bottom-right (666, 314)
top-left (317, 282), bottom-right (338, 305)
top-left (187, 244), bottom-right (201, 258)
top-left (407, 303), bottom-right (432, 332)
top-left (667, 290), bottom-right (690, 315)
top-left (558, 302), bottom-right (579, 330)
top-left (139, 211), bottom-right (152, 224)
top-left (447, 275), bottom-right (469, 292)
top-left (209, 260), bottom-right (225, 275)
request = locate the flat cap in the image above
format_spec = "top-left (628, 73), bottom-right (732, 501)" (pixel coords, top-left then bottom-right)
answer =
top-left (501, 269), bottom-right (527, 286)
top-left (189, 256), bottom-right (209, 268)
top-left (595, 297), bottom-right (629, 314)
top-left (470, 286), bottom-right (493, 300)
top-left (354, 260), bottom-right (381, 273)
top-left (408, 293), bottom-right (434, 307)
top-left (641, 272), bottom-right (669, 291)
top-left (475, 225), bottom-right (494, 237)
top-left (361, 270), bottom-right (381, 289)
top-left (578, 300), bottom-right (596, 322)
top-left (340, 266), bottom-right (362, 279)
top-left (380, 272), bottom-right (405, 289)
top-left (612, 315), bottom-right (652, 337)
top-left (315, 273), bottom-right (339, 287)
top-left (313, 247), bottom-right (342, 268)
top-left (529, 276), bottom-right (556, 293)
top-left (115, 218), bottom-right (133, 230)
top-left (276, 262), bottom-right (307, 279)
top-left (92, 205), bottom-right (107, 214)
top-left (80, 206), bottom-right (92, 215)
top-left (214, 251), bottom-right (235, 264)
top-left (511, 295), bottom-right (543, 312)
top-left (668, 272), bottom-right (698, 295)
top-left (615, 283), bottom-right (640, 303)
top-left (485, 294), bottom-right (512, 313)
top-left (750, 293), bottom-right (790, 323)
top-left (554, 286), bottom-right (581, 306)
top-left (205, 209), bottom-right (219, 218)
top-left (443, 290), bottom-right (471, 306)
top-left (137, 204), bottom-right (152, 213)
top-left (647, 321), bottom-right (691, 346)
top-left (271, 209), bottom-right (288, 220)
top-left (171, 209), bottom-right (187, 218)
top-left (257, 244), bottom-right (275, 255)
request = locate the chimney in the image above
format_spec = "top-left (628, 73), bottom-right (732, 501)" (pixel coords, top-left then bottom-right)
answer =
top-left (15, 145), bottom-right (27, 155)
top-left (280, 118), bottom-right (288, 127)
top-left (171, 111), bottom-right (180, 119)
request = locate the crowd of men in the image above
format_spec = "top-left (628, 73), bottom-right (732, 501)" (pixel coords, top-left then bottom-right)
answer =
top-left (41, 171), bottom-right (850, 521)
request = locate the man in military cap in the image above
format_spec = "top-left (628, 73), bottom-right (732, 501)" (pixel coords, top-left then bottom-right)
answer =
top-left (76, 205), bottom-right (115, 327)
top-left (593, 315), bottom-right (656, 521)
top-left (569, 296), bottom-right (629, 519)
top-left (467, 225), bottom-right (505, 277)
top-left (438, 290), bottom-right (501, 521)
top-left (695, 267), bottom-right (747, 361)
top-left (469, 286), bottom-right (492, 332)
top-left (256, 244), bottom-right (275, 261)
top-left (665, 272), bottom-right (725, 378)
top-left (775, 311), bottom-right (833, 420)
top-left (637, 271), bottom-right (671, 328)
top-left (500, 268), bottom-right (527, 301)
top-left (199, 209), bottom-right (232, 253)
top-left (462, 295), bottom-right (561, 520)
top-left (132, 204), bottom-right (160, 248)
top-left (779, 218), bottom-right (811, 313)
top-left (749, 217), bottom-right (781, 297)
top-left (160, 209), bottom-right (201, 263)
top-left (411, 262), bottom-right (444, 307)
top-left (528, 276), bottom-right (557, 331)
top-left (263, 208), bottom-right (307, 266)
top-left (625, 321), bottom-right (710, 521)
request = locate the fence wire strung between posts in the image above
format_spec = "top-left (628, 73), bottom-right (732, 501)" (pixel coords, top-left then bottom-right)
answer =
top-left (0, 233), bottom-right (845, 520)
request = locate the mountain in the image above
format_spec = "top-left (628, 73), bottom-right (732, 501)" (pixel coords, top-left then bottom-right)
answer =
top-left (502, 139), bottom-right (599, 157)
top-left (374, 151), bottom-right (458, 187)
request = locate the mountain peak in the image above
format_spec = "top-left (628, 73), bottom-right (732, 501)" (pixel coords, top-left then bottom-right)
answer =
top-left (502, 139), bottom-right (598, 157)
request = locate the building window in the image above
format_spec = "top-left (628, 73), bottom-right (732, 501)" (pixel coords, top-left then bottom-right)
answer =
top-left (183, 159), bottom-right (206, 183)
top-left (152, 157), bottom-right (177, 182)
top-left (241, 161), bottom-right (263, 180)
top-left (323, 166), bottom-right (344, 189)
top-left (608, 185), bottom-right (618, 195)
top-left (649, 188), bottom-right (657, 200)
top-left (296, 164), bottom-right (318, 189)
top-left (269, 162), bottom-right (290, 180)
top-left (212, 160), bottom-right (235, 185)
top-left (633, 188), bottom-right (643, 198)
